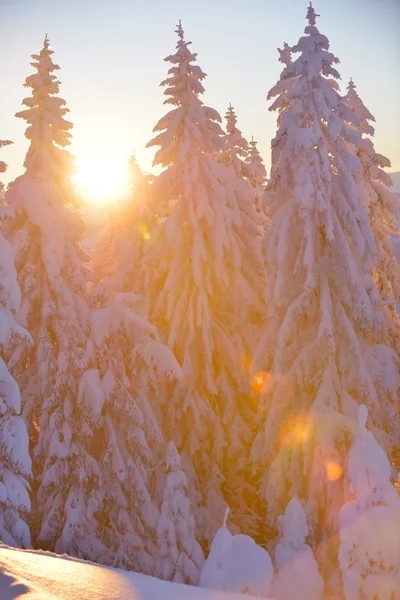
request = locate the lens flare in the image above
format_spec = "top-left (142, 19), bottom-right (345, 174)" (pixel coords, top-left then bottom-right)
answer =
top-left (326, 461), bottom-right (342, 481)
top-left (251, 371), bottom-right (272, 394)
top-left (136, 222), bottom-right (150, 240)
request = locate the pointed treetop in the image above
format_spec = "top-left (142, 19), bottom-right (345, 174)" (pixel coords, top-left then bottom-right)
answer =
top-left (347, 78), bottom-right (356, 92)
top-left (306, 2), bottom-right (319, 27)
top-left (225, 104), bottom-right (238, 134)
top-left (282, 497), bottom-right (308, 548)
top-left (357, 404), bottom-right (369, 438)
top-left (222, 507), bottom-right (231, 528)
top-left (176, 19), bottom-right (184, 41)
top-left (166, 440), bottom-right (181, 471)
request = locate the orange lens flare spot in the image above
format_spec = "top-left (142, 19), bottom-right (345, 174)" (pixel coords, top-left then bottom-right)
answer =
top-left (136, 222), bottom-right (150, 240)
top-left (296, 425), bottom-right (310, 443)
top-left (251, 371), bottom-right (272, 394)
top-left (326, 461), bottom-right (342, 481)
top-left (279, 413), bottom-right (314, 446)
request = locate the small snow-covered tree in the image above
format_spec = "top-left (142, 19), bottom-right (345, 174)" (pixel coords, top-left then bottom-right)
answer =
top-left (2, 36), bottom-right (104, 557)
top-left (271, 497), bottom-right (323, 600)
top-left (200, 507), bottom-right (273, 598)
top-left (251, 4), bottom-right (400, 542)
top-left (157, 441), bottom-right (204, 584)
top-left (15, 34), bottom-right (74, 187)
top-left (220, 104), bottom-right (249, 178)
top-left (0, 144), bottom-right (32, 549)
top-left (339, 405), bottom-right (400, 600)
top-left (342, 79), bottom-right (400, 352)
top-left (245, 137), bottom-right (268, 229)
top-left (89, 294), bottom-right (180, 574)
top-left (245, 137), bottom-right (267, 190)
top-left (145, 22), bottom-right (264, 540)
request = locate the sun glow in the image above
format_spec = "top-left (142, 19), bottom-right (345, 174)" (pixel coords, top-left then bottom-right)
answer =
top-left (72, 151), bottom-right (128, 206)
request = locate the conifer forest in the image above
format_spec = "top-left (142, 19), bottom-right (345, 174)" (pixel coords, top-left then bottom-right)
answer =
top-left (1, 2), bottom-right (400, 599)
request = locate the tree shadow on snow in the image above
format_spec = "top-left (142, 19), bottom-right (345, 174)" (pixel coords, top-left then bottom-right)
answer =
top-left (0, 568), bottom-right (30, 600)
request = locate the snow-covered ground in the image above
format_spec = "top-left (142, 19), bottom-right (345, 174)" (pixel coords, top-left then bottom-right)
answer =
top-left (0, 544), bottom-right (265, 600)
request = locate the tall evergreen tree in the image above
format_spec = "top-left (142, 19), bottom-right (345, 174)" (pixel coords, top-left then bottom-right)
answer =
top-left (251, 4), bottom-right (400, 544)
top-left (2, 36), bottom-right (103, 557)
top-left (267, 41), bottom-right (295, 178)
top-left (221, 104), bottom-right (249, 178)
top-left (0, 140), bottom-right (13, 194)
top-left (0, 142), bottom-right (32, 549)
top-left (145, 22), bottom-right (264, 541)
top-left (342, 79), bottom-right (400, 352)
top-left (90, 155), bottom-right (182, 573)
top-left (89, 291), bottom-right (181, 574)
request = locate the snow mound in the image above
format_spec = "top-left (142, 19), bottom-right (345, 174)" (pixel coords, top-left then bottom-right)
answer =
top-left (0, 544), bottom-right (266, 600)
top-left (272, 498), bottom-right (323, 600)
top-left (200, 510), bottom-right (273, 598)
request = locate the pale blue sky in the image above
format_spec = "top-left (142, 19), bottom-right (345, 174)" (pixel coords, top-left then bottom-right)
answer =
top-left (1, 0), bottom-right (399, 190)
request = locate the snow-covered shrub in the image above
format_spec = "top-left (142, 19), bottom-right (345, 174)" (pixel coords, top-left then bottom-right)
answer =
top-left (271, 497), bottom-right (324, 600)
top-left (339, 405), bottom-right (400, 600)
top-left (200, 508), bottom-right (273, 597)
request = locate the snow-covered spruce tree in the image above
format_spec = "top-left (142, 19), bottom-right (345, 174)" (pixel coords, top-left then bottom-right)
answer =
top-left (244, 137), bottom-right (268, 229)
top-left (2, 36), bottom-right (104, 558)
top-left (145, 22), bottom-right (264, 541)
top-left (157, 441), bottom-right (204, 584)
top-left (0, 144), bottom-right (32, 549)
top-left (271, 497), bottom-right (323, 600)
top-left (220, 104), bottom-right (249, 178)
top-left (342, 79), bottom-right (400, 353)
top-left (91, 156), bottom-right (157, 303)
top-left (267, 41), bottom-right (295, 178)
top-left (339, 405), bottom-right (400, 600)
top-left (251, 4), bottom-right (400, 543)
top-left (89, 293), bottom-right (181, 574)
top-left (0, 140), bottom-right (13, 195)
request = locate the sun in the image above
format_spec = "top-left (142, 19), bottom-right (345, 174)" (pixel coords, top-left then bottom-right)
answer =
top-left (72, 151), bottom-right (128, 206)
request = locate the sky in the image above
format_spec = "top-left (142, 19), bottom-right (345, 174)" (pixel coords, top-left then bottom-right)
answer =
top-left (1, 0), bottom-right (399, 195)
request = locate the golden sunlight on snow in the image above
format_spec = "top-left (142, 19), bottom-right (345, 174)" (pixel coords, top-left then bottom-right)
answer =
top-left (72, 150), bottom-right (128, 206)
